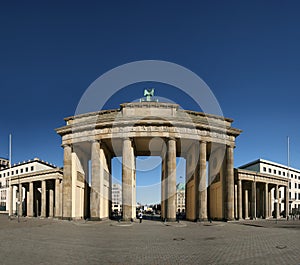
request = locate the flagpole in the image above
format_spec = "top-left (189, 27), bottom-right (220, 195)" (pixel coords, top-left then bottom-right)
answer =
top-left (8, 134), bottom-right (12, 218)
top-left (287, 136), bottom-right (290, 220)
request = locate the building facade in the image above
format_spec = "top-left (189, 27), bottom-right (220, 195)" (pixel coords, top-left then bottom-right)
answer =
top-left (0, 158), bottom-right (9, 170)
top-left (239, 159), bottom-right (300, 215)
top-left (0, 158), bottom-right (59, 214)
top-left (176, 183), bottom-right (185, 213)
top-left (112, 183), bottom-right (122, 214)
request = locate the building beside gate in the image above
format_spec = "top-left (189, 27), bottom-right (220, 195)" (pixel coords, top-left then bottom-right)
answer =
top-left (0, 158), bottom-right (62, 216)
top-left (236, 159), bottom-right (299, 218)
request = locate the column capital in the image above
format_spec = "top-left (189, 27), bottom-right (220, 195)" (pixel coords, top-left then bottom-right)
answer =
top-left (62, 143), bottom-right (72, 150)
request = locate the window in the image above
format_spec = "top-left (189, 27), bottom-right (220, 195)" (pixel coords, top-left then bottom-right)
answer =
top-left (295, 192), bottom-right (297, 199)
top-left (3, 173), bottom-right (5, 177)
top-left (31, 166), bottom-right (34, 171)
top-left (291, 174), bottom-right (294, 178)
top-left (295, 183), bottom-right (297, 189)
top-left (279, 171), bottom-right (281, 175)
top-left (263, 167), bottom-right (266, 172)
top-left (11, 171), bottom-right (14, 176)
top-left (20, 169), bottom-right (23, 173)
top-left (289, 182), bottom-right (291, 189)
top-left (16, 170), bottom-right (18, 174)
top-left (25, 167), bottom-right (28, 172)
top-left (283, 172), bottom-right (285, 176)
top-left (7, 172), bottom-right (9, 176)
top-left (274, 169), bottom-right (277, 174)
top-left (0, 174), bottom-right (1, 178)
top-left (289, 192), bottom-right (291, 200)
top-left (298, 193), bottom-right (300, 200)
top-left (298, 184), bottom-right (300, 189)
top-left (269, 168), bottom-right (272, 173)
top-left (279, 191), bottom-right (282, 198)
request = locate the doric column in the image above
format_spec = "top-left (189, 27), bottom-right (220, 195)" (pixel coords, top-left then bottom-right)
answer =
top-left (62, 144), bottom-right (72, 219)
top-left (55, 178), bottom-right (61, 218)
top-left (18, 183), bottom-right (23, 217)
top-left (285, 186), bottom-right (289, 219)
top-left (49, 185), bottom-right (54, 217)
top-left (90, 140), bottom-right (101, 220)
top-left (238, 179), bottom-right (242, 219)
top-left (251, 181), bottom-right (256, 219)
top-left (166, 138), bottom-right (176, 221)
top-left (244, 189), bottom-right (249, 219)
top-left (198, 141), bottom-right (207, 221)
top-left (41, 180), bottom-right (46, 218)
top-left (264, 183), bottom-right (268, 219)
top-left (9, 184), bottom-right (13, 216)
top-left (269, 190), bottom-right (272, 217)
top-left (226, 145), bottom-right (234, 221)
top-left (122, 138), bottom-right (135, 221)
top-left (161, 154), bottom-right (166, 220)
top-left (27, 182), bottom-right (34, 217)
top-left (275, 185), bottom-right (279, 218)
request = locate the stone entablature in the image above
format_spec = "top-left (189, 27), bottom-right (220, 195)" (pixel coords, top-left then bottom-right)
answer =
top-left (10, 168), bottom-right (63, 185)
top-left (236, 169), bottom-right (288, 187)
top-left (56, 102), bottom-right (241, 147)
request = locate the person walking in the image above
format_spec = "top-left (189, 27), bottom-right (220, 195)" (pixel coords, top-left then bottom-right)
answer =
top-left (138, 212), bottom-right (143, 223)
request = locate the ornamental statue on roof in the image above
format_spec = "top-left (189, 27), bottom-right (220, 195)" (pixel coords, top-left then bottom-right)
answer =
top-left (140, 88), bottom-right (158, 102)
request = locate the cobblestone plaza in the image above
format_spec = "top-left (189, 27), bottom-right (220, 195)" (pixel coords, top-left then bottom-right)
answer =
top-left (1, 215), bottom-right (299, 265)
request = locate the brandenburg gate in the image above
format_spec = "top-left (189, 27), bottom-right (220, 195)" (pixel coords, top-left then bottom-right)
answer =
top-left (56, 97), bottom-right (241, 221)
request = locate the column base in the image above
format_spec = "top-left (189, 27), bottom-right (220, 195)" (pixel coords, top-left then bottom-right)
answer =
top-left (166, 218), bottom-right (177, 222)
top-left (90, 217), bottom-right (101, 221)
top-left (61, 217), bottom-right (72, 221)
top-left (197, 218), bottom-right (208, 222)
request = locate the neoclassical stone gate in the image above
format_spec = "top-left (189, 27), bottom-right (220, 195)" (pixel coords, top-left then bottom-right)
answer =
top-left (56, 102), bottom-right (241, 221)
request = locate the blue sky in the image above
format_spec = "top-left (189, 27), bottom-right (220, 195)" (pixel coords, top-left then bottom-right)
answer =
top-left (1, 1), bottom-right (300, 204)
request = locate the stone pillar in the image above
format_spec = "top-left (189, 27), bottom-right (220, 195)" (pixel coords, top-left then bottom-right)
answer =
top-left (49, 185), bottom-right (54, 217)
top-left (90, 140), bottom-right (101, 220)
top-left (226, 145), bottom-right (234, 221)
top-left (198, 141), bottom-right (207, 221)
top-left (269, 190), bottom-right (272, 218)
top-left (18, 183), bottom-right (23, 217)
top-left (122, 138), bottom-right (135, 221)
top-left (264, 183), bottom-right (268, 219)
top-left (55, 178), bottom-right (61, 218)
top-left (166, 138), bottom-right (176, 221)
top-left (62, 144), bottom-right (72, 219)
top-left (285, 186), bottom-right (289, 219)
top-left (234, 184), bottom-right (238, 219)
top-left (27, 182), bottom-right (34, 217)
top-left (251, 181), bottom-right (256, 219)
top-left (244, 189), bottom-right (249, 219)
top-left (275, 185), bottom-right (279, 218)
top-left (161, 155), bottom-right (166, 220)
top-left (9, 184), bottom-right (13, 216)
top-left (238, 179), bottom-right (242, 219)
top-left (41, 180), bottom-right (46, 218)
top-left (82, 157), bottom-right (90, 219)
